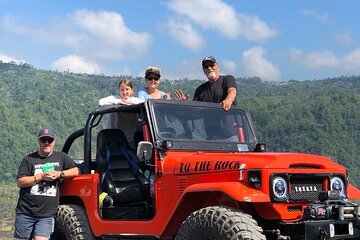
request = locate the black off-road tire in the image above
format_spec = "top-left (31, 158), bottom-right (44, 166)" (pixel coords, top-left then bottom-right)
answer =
top-left (175, 206), bottom-right (266, 240)
top-left (51, 204), bottom-right (96, 240)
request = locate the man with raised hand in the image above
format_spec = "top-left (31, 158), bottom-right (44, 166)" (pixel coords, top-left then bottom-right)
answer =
top-left (175, 56), bottom-right (237, 111)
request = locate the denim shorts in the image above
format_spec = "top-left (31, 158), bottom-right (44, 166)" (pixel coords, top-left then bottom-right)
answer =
top-left (14, 211), bottom-right (55, 239)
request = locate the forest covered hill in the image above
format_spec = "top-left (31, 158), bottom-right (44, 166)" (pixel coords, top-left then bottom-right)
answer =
top-left (0, 62), bottom-right (359, 187)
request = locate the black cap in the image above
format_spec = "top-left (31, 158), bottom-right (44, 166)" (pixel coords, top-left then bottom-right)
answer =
top-left (37, 128), bottom-right (56, 139)
top-left (202, 56), bottom-right (216, 67)
top-left (145, 66), bottom-right (161, 78)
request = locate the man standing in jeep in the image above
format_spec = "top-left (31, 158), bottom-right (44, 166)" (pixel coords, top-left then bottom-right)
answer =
top-left (175, 56), bottom-right (237, 111)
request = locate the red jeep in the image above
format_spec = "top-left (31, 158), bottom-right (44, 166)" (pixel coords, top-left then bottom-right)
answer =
top-left (54, 99), bottom-right (360, 239)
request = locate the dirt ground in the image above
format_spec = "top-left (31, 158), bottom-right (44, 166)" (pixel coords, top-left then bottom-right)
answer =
top-left (0, 223), bottom-right (13, 240)
top-left (0, 205), bottom-right (15, 240)
top-left (0, 231), bottom-right (13, 240)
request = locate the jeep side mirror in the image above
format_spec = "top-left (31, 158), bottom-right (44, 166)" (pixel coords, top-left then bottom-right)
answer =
top-left (137, 141), bottom-right (153, 161)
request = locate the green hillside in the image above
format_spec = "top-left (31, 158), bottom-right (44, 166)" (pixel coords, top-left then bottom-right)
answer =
top-left (0, 62), bottom-right (359, 187)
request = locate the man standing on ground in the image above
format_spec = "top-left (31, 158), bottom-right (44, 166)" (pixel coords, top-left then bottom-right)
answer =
top-left (175, 56), bottom-right (237, 110)
top-left (14, 128), bottom-right (79, 240)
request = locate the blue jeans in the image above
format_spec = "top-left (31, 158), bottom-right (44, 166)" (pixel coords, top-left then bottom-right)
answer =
top-left (14, 211), bottom-right (55, 239)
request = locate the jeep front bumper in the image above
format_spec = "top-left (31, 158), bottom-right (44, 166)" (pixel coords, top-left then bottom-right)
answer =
top-left (281, 219), bottom-right (359, 240)
top-left (279, 200), bottom-right (360, 240)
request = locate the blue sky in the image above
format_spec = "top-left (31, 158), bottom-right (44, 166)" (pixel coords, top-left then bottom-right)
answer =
top-left (0, 0), bottom-right (359, 81)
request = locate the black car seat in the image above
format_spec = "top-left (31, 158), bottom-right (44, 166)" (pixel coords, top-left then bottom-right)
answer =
top-left (96, 129), bottom-right (148, 206)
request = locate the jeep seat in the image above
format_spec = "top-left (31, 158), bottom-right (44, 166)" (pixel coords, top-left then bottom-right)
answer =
top-left (96, 129), bottom-right (148, 205)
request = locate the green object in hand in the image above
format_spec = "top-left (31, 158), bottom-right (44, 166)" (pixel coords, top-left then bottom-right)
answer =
top-left (42, 162), bottom-right (54, 172)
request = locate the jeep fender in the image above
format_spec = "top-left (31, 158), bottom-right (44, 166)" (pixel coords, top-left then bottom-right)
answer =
top-left (348, 183), bottom-right (360, 200)
top-left (161, 181), bottom-right (269, 238)
top-left (182, 182), bottom-right (270, 202)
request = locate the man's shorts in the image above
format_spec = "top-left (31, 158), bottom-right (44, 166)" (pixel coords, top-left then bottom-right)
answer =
top-left (14, 211), bottom-right (55, 239)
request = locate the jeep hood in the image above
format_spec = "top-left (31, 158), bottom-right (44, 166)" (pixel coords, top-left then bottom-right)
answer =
top-left (165, 151), bottom-right (345, 172)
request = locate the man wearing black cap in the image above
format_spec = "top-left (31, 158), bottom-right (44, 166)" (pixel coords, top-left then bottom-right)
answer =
top-left (175, 56), bottom-right (237, 111)
top-left (14, 128), bottom-right (79, 240)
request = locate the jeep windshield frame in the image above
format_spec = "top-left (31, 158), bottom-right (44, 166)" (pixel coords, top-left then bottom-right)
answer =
top-left (146, 99), bottom-right (257, 152)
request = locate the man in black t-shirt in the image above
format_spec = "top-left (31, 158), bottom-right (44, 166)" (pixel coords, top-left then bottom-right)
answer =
top-left (14, 128), bottom-right (79, 240)
top-left (175, 56), bottom-right (237, 110)
top-left (175, 56), bottom-right (237, 139)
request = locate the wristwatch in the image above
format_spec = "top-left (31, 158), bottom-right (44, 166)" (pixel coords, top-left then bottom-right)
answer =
top-left (60, 171), bottom-right (65, 179)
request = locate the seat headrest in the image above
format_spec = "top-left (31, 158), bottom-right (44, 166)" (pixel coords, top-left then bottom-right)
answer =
top-left (97, 129), bottom-right (130, 149)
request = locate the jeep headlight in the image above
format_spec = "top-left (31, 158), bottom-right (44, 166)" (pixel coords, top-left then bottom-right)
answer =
top-left (330, 177), bottom-right (345, 197)
top-left (273, 177), bottom-right (288, 200)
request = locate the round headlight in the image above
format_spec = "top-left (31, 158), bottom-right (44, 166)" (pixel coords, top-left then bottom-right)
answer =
top-left (273, 177), bottom-right (288, 199)
top-left (330, 177), bottom-right (345, 196)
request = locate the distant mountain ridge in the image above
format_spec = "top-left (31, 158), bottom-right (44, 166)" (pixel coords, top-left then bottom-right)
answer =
top-left (0, 62), bottom-right (359, 187)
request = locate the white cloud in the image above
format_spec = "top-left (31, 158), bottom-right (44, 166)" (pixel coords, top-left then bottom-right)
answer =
top-left (289, 48), bottom-right (303, 60)
top-left (290, 48), bottom-right (339, 68)
top-left (289, 47), bottom-right (360, 74)
top-left (237, 13), bottom-right (277, 41)
top-left (164, 59), bottom-right (206, 80)
top-left (0, 54), bottom-right (26, 64)
top-left (167, 0), bottom-right (277, 41)
top-left (51, 55), bottom-right (100, 74)
top-left (305, 51), bottom-right (339, 68)
top-left (115, 66), bottom-right (132, 76)
top-left (2, 15), bottom-right (48, 38)
top-left (165, 19), bottom-right (204, 51)
top-left (69, 10), bottom-right (152, 60)
top-left (301, 9), bottom-right (329, 23)
top-left (222, 60), bottom-right (237, 74)
top-left (334, 31), bottom-right (353, 46)
top-left (2, 10), bottom-right (152, 62)
top-left (342, 48), bottom-right (360, 70)
top-left (242, 47), bottom-right (281, 81)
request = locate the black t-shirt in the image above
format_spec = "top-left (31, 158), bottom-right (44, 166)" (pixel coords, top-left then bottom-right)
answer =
top-left (16, 151), bottom-right (77, 217)
top-left (193, 75), bottom-right (237, 104)
top-left (192, 75), bottom-right (237, 138)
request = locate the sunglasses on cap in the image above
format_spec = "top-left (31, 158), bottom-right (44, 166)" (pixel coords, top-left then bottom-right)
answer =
top-left (203, 63), bottom-right (216, 69)
top-left (146, 76), bottom-right (160, 81)
top-left (40, 137), bottom-right (54, 143)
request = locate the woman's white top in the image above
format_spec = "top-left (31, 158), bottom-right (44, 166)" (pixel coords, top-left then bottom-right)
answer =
top-left (98, 95), bottom-right (144, 106)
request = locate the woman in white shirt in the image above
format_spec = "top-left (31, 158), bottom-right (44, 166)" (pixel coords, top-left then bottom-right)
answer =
top-left (99, 79), bottom-right (144, 106)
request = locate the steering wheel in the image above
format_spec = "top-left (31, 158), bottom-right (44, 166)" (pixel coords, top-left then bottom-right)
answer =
top-left (160, 131), bottom-right (176, 138)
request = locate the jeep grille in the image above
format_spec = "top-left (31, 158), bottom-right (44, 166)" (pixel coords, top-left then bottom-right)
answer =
top-left (289, 177), bottom-right (323, 201)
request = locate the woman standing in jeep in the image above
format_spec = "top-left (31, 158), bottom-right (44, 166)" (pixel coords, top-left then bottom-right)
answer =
top-left (99, 79), bottom-right (143, 106)
top-left (137, 66), bottom-right (171, 100)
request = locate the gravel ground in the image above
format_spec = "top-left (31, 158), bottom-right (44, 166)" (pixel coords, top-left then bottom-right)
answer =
top-left (0, 231), bottom-right (13, 239)
top-left (0, 205), bottom-right (15, 239)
